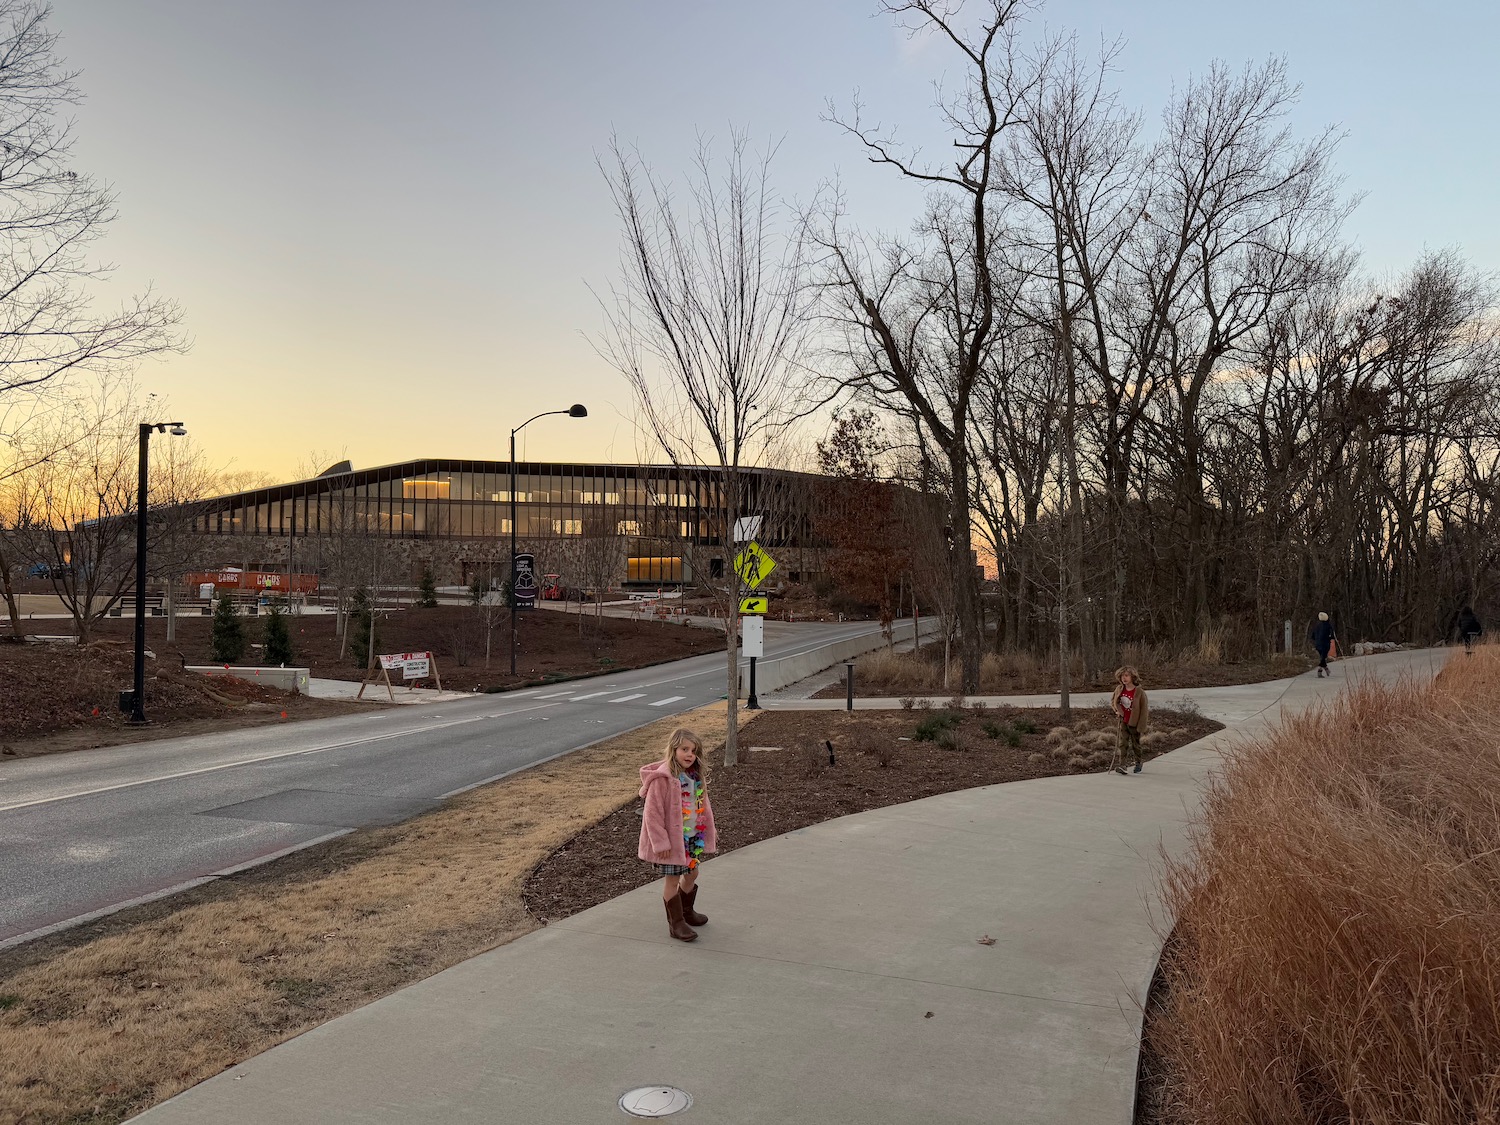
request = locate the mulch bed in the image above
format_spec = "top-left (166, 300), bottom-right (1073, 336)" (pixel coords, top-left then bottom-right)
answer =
top-left (522, 704), bottom-right (1222, 922)
top-left (39, 605), bottom-right (724, 692)
top-left (0, 607), bottom-right (725, 752)
top-left (0, 642), bottom-right (367, 755)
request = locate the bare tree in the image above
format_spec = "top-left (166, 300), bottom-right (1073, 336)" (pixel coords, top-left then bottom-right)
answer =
top-left (813, 0), bottom-right (1036, 693)
top-left (594, 130), bottom-right (812, 766)
top-left (0, 2), bottom-right (181, 431)
top-left (3, 382), bottom-right (213, 640)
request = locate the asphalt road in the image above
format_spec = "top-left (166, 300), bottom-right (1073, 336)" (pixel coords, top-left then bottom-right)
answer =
top-left (0, 619), bottom-right (883, 947)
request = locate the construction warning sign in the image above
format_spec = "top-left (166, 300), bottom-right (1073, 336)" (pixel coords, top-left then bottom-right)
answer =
top-left (733, 541), bottom-right (777, 590)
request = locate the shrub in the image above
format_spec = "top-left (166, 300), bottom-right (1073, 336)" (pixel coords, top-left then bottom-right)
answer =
top-left (1066, 754), bottom-right (1088, 771)
top-left (262, 606), bottom-right (294, 665)
top-left (899, 696), bottom-right (916, 711)
top-left (209, 596), bottom-right (245, 664)
top-left (947, 693), bottom-right (966, 710)
top-left (348, 586), bottom-right (377, 666)
top-left (418, 568), bottom-right (439, 608)
top-left (1045, 726), bottom-right (1070, 745)
top-left (934, 728), bottom-right (960, 752)
top-left (981, 720), bottom-right (1003, 739)
top-left (1003, 727), bottom-right (1022, 748)
top-left (1012, 718), bottom-right (1038, 735)
top-left (1026, 752), bottom-right (1045, 766)
top-left (913, 712), bottom-right (963, 742)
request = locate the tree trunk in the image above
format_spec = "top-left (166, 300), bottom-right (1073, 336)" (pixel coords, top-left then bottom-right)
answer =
top-left (948, 447), bottom-right (982, 693)
top-left (0, 541), bottom-right (24, 641)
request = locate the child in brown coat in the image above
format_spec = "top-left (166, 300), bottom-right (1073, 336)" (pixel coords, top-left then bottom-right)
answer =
top-left (1110, 667), bottom-right (1150, 775)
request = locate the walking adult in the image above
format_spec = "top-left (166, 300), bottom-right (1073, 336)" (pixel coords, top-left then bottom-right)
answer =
top-left (1457, 606), bottom-right (1484, 655)
top-left (1309, 612), bottom-right (1337, 678)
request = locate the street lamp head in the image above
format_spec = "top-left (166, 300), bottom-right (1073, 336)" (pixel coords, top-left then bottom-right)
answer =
top-left (568, 404), bottom-right (588, 418)
top-left (168, 423), bottom-right (187, 437)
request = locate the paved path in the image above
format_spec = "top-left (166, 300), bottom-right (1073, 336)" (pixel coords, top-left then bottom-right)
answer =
top-left (132, 649), bottom-right (1450, 1124)
top-left (0, 619), bottom-right (892, 948)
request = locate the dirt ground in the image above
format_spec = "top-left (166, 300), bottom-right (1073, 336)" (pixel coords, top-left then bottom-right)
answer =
top-left (79, 604), bottom-right (725, 690)
top-left (0, 706), bottom-right (732, 1125)
top-left (522, 703), bottom-right (1222, 922)
top-left (0, 643), bottom-right (367, 757)
top-left (0, 608), bottom-right (724, 752)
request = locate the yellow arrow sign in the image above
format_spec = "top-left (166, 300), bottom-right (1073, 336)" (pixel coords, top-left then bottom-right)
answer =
top-left (739, 595), bottom-right (768, 615)
top-left (733, 540), bottom-right (777, 590)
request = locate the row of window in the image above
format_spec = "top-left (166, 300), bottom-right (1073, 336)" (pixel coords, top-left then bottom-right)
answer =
top-left (193, 470), bottom-right (720, 541)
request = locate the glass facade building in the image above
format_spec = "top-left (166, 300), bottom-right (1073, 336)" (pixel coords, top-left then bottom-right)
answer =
top-left (187, 459), bottom-right (834, 585)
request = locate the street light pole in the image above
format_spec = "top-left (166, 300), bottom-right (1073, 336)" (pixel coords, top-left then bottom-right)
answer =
top-left (129, 420), bottom-right (186, 725)
top-left (509, 404), bottom-right (587, 677)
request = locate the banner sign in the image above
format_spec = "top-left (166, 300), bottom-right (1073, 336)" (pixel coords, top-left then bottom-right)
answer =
top-left (513, 552), bottom-right (538, 608)
top-left (379, 651), bottom-right (433, 679)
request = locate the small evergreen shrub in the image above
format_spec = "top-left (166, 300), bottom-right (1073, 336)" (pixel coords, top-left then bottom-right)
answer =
top-left (914, 712), bottom-right (963, 742)
top-left (419, 568), bottom-right (438, 608)
top-left (348, 586), bottom-right (377, 665)
top-left (263, 606), bottom-right (294, 665)
top-left (210, 596), bottom-right (245, 663)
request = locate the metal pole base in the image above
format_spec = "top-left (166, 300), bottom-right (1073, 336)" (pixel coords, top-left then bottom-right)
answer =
top-left (746, 655), bottom-right (759, 710)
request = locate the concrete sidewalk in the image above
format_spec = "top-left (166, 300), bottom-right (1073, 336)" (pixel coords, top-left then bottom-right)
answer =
top-left (133, 649), bottom-right (1451, 1125)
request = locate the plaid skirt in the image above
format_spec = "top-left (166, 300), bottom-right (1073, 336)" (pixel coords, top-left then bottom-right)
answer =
top-left (651, 862), bottom-right (693, 877)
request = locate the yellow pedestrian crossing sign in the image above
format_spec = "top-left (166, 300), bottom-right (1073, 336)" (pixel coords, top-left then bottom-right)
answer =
top-left (733, 540), bottom-right (777, 590)
top-left (739, 595), bottom-right (768, 615)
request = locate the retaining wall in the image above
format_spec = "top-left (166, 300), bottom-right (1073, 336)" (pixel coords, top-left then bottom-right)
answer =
top-left (738, 619), bottom-right (941, 697)
top-left (187, 666), bottom-right (311, 694)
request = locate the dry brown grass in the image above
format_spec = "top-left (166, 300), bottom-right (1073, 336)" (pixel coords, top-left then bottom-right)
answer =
top-left (848, 643), bottom-right (1309, 696)
top-left (1151, 648), bottom-right (1500, 1124)
top-left (0, 705), bottom-right (733, 1125)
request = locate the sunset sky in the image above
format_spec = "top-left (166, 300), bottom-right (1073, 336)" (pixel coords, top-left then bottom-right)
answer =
top-left (49, 0), bottom-right (1500, 485)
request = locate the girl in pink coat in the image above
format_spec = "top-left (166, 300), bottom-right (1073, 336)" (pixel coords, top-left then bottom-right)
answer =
top-left (638, 727), bottom-right (718, 942)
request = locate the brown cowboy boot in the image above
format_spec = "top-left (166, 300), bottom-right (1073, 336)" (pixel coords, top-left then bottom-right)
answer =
top-left (680, 884), bottom-right (707, 927)
top-left (664, 892), bottom-right (697, 942)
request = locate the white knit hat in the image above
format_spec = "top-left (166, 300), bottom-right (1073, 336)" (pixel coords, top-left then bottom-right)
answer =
top-left (1318, 611), bottom-right (1329, 621)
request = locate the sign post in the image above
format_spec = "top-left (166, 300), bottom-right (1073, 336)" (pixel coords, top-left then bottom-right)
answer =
top-left (741, 615), bottom-right (764, 710)
top-left (734, 541), bottom-right (775, 710)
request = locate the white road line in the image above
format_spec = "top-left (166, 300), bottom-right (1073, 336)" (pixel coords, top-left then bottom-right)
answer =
top-left (506, 690), bottom-right (540, 698)
top-left (533, 691), bottom-right (576, 699)
top-left (0, 702), bottom-right (560, 814)
top-left (649, 696), bottom-right (686, 707)
top-left (607, 694), bottom-right (646, 703)
top-left (568, 691), bottom-right (612, 701)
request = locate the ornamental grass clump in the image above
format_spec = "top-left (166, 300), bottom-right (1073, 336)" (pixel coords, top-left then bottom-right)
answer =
top-left (1151, 649), bottom-right (1500, 1125)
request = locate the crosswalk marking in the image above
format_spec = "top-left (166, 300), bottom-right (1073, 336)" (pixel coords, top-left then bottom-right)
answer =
top-left (507, 690), bottom-right (539, 697)
top-left (534, 691), bottom-right (575, 699)
top-left (649, 696), bottom-right (686, 707)
top-left (607, 693), bottom-right (646, 703)
top-left (568, 691), bottom-right (612, 701)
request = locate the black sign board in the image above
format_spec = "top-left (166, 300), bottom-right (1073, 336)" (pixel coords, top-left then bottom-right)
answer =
top-left (513, 552), bottom-right (538, 608)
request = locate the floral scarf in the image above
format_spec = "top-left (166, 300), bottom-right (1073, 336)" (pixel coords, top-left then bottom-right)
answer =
top-left (678, 771), bottom-right (708, 869)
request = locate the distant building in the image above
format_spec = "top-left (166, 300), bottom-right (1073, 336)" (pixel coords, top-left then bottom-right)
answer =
top-left (180, 458), bottom-right (890, 590)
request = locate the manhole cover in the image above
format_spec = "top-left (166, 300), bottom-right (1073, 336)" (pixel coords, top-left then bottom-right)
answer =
top-left (619, 1086), bottom-right (693, 1118)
